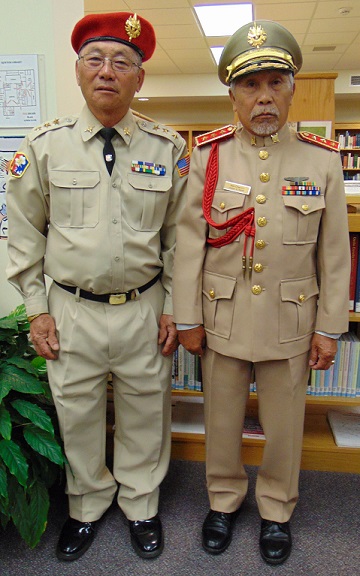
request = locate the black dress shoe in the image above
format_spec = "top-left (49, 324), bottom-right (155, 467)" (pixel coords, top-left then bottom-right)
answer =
top-left (129, 514), bottom-right (163, 559)
top-left (56, 517), bottom-right (97, 561)
top-left (202, 509), bottom-right (239, 555)
top-left (259, 519), bottom-right (292, 565)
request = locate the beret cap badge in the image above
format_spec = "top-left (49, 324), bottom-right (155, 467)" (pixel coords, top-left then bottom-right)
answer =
top-left (125, 14), bottom-right (141, 41)
top-left (247, 24), bottom-right (267, 48)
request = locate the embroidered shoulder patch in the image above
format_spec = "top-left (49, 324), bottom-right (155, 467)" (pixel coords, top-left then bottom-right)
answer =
top-left (9, 153), bottom-right (30, 178)
top-left (297, 131), bottom-right (340, 152)
top-left (176, 153), bottom-right (190, 177)
top-left (195, 125), bottom-right (236, 147)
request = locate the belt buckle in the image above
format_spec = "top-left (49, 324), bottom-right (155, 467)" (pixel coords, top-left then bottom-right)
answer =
top-left (109, 293), bottom-right (127, 305)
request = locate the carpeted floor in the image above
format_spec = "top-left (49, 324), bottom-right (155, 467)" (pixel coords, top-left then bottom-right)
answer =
top-left (0, 460), bottom-right (358, 576)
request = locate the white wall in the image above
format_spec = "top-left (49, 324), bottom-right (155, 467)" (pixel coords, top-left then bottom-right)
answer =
top-left (0, 0), bottom-right (84, 317)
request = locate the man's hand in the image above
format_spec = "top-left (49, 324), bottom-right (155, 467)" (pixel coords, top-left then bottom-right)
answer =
top-left (158, 314), bottom-right (179, 357)
top-left (308, 332), bottom-right (337, 371)
top-left (178, 326), bottom-right (206, 357)
top-left (29, 314), bottom-right (59, 360)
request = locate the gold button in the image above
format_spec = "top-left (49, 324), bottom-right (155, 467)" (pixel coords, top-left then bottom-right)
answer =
top-left (259, 150), bottom-right (269, 160)
top-left (220, 202), bottom-right (226, 209)
top-left (298, 294), bottom-right (305, 303)
top-left (255, 239), bottom-right (266, 249)
top-left (252, 285), bottom-right (262, 295)
top-left (257, 216), bottom-right (267, 227)
top-left (209, 289), bottom-right (215, 299)
top-left (302, 204), bottom-right (309, 211)
top-left (260, 172), bottom-right (270, 183)
top-left (254, 263), bottom-right (263, 273)
top-left (256, 194), bottom-right (266, 204)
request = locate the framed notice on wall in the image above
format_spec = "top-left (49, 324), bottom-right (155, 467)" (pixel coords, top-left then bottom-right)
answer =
top-left (0, 136), bottom-right (24, 239)
top-left (0, 54), bottom-right (41, 128)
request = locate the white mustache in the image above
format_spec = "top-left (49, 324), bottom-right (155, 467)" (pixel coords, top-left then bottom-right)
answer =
top-left (250, 107), bottom-right (279, 120)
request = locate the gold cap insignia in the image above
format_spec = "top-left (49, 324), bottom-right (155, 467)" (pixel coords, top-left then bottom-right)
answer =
top-left (125, 14), bottom-right (141, 41)
top-left (247, 23), bottom-right (267, 48)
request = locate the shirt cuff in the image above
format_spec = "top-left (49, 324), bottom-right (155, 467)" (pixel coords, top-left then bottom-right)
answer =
top-left (177, 324), bottom-right (200, 330)
top-left (315, 330), bottom-right (341, 340)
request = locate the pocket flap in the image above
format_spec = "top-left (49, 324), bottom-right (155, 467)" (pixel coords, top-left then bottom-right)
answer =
top-left (202, 270), bottom-right (237, 302)
top-left (212, 191), bottom-right (246, 214)
top-left (282, 195), bottom-right (325, 215)
top-left (50, 170), bottom-right (100, 188)
top-left (128, 173), bottom-right (171, 192)
top-left (281, 275), bottom-right (319, 305)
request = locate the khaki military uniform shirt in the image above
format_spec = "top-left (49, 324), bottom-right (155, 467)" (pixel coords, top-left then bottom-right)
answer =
top-left (173, 124), bottom-right (350, 362)
top-left (6, 107), bottom-right (188, 316)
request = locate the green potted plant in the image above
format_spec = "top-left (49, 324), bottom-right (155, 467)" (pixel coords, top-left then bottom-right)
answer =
top-left (0, 304), bottom-right (65, 548)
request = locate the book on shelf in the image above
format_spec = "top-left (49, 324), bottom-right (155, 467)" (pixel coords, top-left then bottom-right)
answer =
top-left (171, 399), bottom-right (265, 439)
top-left (327, 407), bottom-right (360, 448)
top-left (345, 180), bottom-right (360, 193)
top-left (308, 332), bottom-right (360, 398)
top-left (349, 232), bottom-right (359, 311)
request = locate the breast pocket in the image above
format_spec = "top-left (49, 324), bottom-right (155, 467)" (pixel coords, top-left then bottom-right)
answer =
top-left (202, 270), bottom-right (237, 339)
top-left (49, 170), bottom-right (100, 228)
top-left (279, 275), bottom-right (319, 343)
top-left (209, 191), bottom-right (246, 241)
top-left (126, 173), bottom-right (171, 231)
top-left (282, 195), bottom-right (325, 244)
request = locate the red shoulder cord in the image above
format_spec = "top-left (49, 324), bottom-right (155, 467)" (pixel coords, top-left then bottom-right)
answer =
top-left (202, 142), bottom-right (255, 275)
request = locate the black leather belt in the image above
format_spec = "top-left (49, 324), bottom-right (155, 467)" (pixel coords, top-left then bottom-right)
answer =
top-left (54, 272), bottom-right (161, 305)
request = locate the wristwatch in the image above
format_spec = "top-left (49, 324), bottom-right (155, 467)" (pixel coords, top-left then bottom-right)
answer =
top-left (27, 313), bottom-right (43, 323)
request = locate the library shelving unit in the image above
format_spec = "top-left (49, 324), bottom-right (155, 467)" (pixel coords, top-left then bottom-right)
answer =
top-left (335, 123), bottom-right (360, 181)
top-left (170, 198), bottom-right (360, 474)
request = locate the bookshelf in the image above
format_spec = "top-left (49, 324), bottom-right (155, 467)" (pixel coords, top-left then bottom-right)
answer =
top-left (335, 123), bottom-right (360, 181)
top-left (169, 203), bottom-right (360, 474)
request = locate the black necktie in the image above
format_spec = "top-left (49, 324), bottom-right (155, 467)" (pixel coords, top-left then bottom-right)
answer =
top-left (99, 127), bottom-right (116, 175)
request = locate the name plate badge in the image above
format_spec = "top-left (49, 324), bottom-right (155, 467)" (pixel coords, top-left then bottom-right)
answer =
top-left (223, 181), bottom-right (251, 195)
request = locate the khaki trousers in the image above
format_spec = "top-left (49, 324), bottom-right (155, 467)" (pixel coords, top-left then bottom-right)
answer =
top-left (201, 348), bottom-right (310, 522)
top-left (47, 280), bottom-right (172, 522)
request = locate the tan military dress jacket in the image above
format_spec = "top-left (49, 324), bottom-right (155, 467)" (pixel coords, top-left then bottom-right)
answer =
top-left (6, 107), bottom-right (188, 317)
top-left (173, 124), bottom-right (350, 362)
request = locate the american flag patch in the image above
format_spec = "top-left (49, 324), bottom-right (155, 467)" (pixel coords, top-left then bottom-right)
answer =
top-left (177, 153), bottom-right (190, 177)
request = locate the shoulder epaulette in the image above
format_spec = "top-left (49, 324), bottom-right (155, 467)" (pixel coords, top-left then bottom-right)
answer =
top-left (28, 116), bottom-right (78, 142)
top-left (297, 131), bottom-right (340, 152)
top-left (135, 116), bottom-right (185, 151)
top-left (195, 125), bottom-right (236, 147)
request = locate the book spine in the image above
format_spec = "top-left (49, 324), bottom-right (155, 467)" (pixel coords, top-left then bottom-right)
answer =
top-left (349, 233), bottom-right (359, 311)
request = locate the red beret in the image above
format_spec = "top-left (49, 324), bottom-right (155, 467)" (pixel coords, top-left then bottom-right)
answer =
top-left (71, 12), bottom-right (156, 62)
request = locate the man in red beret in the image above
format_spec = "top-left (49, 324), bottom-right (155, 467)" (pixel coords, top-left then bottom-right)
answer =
top-left (6, 11), bottom-right (189, 561)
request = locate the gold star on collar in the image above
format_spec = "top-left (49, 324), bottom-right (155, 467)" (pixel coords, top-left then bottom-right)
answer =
top-left (271, 133), bottom-right (280, 143)
top-left (53, 118), bottom-right (60, 125)
top-left (123, 127), bottom-right (131, 136)
top-left (85, 125), bottom-right (95, 133)
top-left (251, 135), bottom-right (257, 146)
top-left (44, 122), bottom-right (51, 127)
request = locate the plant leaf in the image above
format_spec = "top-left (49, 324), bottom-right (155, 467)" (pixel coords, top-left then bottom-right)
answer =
top-left (0, 439), bottom-right (28, 487)
top-left (0, 380), bottom-right (11, 403)
top-left (0, 364), bottom-right (44, 394)
top-left (6, 356), bottom-right (39, 376)
top-left (0, 465), bottom-right (8, 499)
top-left (0, 404), bottom-right (12, 440)
top-left (27, 480), bottom-right (49, 547)
top-left (11, 399), bottom-right (54, 435)
top-left (23, 425), bottom-right (65, 466)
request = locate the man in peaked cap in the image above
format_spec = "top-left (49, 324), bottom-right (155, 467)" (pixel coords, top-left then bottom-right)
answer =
top-left (173, 20), bottom-right (350, 565)
top-left (7, 11), bottom-right (189, 561)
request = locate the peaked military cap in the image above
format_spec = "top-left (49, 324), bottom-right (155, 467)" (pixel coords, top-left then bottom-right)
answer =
top-left (71, 12), bottom-right (156, 61)
top-left (218, 20), bottom-right (302, 85)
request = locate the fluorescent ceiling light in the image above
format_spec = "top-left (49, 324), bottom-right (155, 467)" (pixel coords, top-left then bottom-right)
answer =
top-left (210, 46), bottom-right (225, 65)
top-left (194, 3), bottom-right (253, 37)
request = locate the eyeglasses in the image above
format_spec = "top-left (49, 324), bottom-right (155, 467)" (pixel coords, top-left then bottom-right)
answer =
top-left (78, 54), bottom-right (142, 73)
